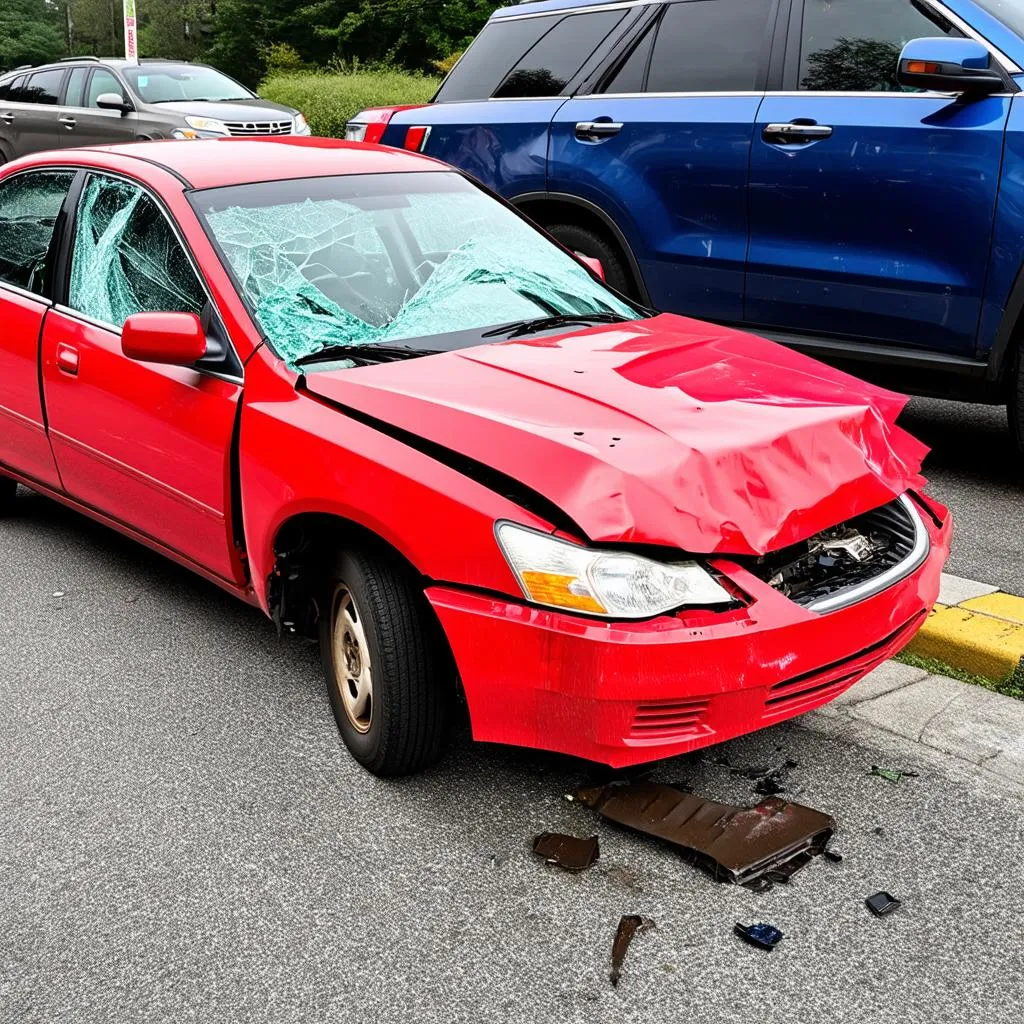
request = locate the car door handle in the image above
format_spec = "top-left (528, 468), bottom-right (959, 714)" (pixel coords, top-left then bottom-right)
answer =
top-left (575, 120), bottom-right (624, 141)
top-left (59, 116), bottom-right (77, 129)
top-left (0, 113), bottom-right (14, 125)
top-left (763, 122), bottom-right (833, 143)
top-left (56, 343), bottom-right (80, 377)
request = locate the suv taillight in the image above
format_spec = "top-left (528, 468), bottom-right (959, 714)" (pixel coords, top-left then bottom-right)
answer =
top-left (344, 105), bottom-right (428, 145)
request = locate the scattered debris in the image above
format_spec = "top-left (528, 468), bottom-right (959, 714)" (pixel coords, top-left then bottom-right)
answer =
top-left (577, 782), bottom-right (834, 889)
top-left (865, 891), bottom-right (901, 917)
top-left (609, 915), bottom-right (655, 986)
top-left (869, 765), bottom-right (919, 783)
top-left (603, 864), bottom-right (642, 891)
top-left (52, 591), bottom-right (65, 598)
top-left (734, 922), bottom-right (784, 951)
top-left (732, 758), bottom-right (799, 781)
top-left (754, 775), bottom-right (787, 796)
top-left (824, 849), bottom-right (844, 864)
top-left (872, 826), bottom-right (886, 837)
top-left (532, 832), bottom-right (599, 873)
top-left (563, 793), bottom-right (575, 803)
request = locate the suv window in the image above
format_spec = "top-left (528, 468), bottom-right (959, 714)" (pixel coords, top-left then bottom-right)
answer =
top-left (86, 68), bottom-right (127, 107)
top-left (603, 22), bottom-right (657, 94)
top-left (4, 76), bottom-right (29, 103)
top-left (69, 174), bottom-right (206, 329)
top-left (493, 10), bottom-right (626, 98)
top-left (24, 69), bottom-right (65, 105)
top-left (434, 14), bottom-right (562, 102)
top-left (645, 0), bottom-right (774, 93)
top-left (0, 171), bottom-right (75, 295)
top-left (800, 0), bottom-right (963, 92)
top-left (64, 67), bottom-right (90, 108)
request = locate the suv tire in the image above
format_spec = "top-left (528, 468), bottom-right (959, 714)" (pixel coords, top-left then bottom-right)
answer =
top-left (319, 546), bottom-right (451, 776)
top-left (546, 222), bottom-right (634, 298)
top-left (1009, 345), bottom-right (1024, 456)
top-left (0, 476), bottom-right (16, 516)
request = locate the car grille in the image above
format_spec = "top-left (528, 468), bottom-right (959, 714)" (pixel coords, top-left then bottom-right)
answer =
top-left (223, 120), bottom-right (293, 136)
top-left (740, 496), bottom-right (926, 613)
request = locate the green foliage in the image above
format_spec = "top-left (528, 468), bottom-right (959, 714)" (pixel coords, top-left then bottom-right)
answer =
top-left (260, 69), bottom-right (439, 138)
top-left (0, 0), bottom-right (63, 70)
top-left (432, 52), bottom-right (462, 76)
top-left (262, 42), bottom-right (307, 73)
top-left (894, 651), bottom-right (1024, 701)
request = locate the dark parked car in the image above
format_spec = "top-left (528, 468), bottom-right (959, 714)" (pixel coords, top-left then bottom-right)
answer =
top-left (348, 0), bottom-right (1024, 452)
top-left (0, 57), bottom-right (309, 159)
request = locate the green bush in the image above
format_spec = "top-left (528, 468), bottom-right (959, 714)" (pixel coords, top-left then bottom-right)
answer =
top-left (260, 69), bottom-right (440, 139)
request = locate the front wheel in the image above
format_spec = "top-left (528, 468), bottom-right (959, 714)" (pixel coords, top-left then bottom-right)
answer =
top-left (545, 222), bottom-right (634, 299)
top-left (318, 547), bottom-right (452, 776)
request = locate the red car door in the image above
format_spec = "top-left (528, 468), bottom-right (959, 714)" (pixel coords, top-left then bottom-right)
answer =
top-left (40, 170), bottom-right (245, 584)
top-left (0, 168), bottom-right (74, 490)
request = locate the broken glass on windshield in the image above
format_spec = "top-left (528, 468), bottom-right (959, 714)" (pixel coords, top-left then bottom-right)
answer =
top-left (194, 172), bottom-right (639, 368)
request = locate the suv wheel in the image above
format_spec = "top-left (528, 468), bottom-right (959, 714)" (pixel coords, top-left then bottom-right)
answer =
top-left (1009, 345), bottom-right (1024, 456)
top-left (0, 476), bottom-right (17, 516)
top-left (318, 546), bottom-right (452, 776)
top-left (546, 223), bottom-right (634, 298)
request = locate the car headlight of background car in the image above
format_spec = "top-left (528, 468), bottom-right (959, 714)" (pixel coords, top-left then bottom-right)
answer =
top-left (172, 115), bottom-right (231, 139)
top-left (293, 113), bottom-right (311, 135)
top-left (496, 522), bottom-right (732, 619)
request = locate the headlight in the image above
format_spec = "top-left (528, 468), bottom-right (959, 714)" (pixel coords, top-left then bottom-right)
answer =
top-left (184, 115), bottom-right (229, 136)
top-left (496, 522), bottom-right (732, 619)
top-left (293, 112), bottom-right (311, 135)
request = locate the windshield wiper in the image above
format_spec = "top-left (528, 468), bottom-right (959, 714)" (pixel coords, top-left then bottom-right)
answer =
top-left (293, 343), bottom-right (435, 368)
top-left (481, 312), bottom-right (633, 339)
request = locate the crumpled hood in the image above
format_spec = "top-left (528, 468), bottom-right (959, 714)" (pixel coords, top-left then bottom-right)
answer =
top-left (302, 314), bottom-right (928, 556)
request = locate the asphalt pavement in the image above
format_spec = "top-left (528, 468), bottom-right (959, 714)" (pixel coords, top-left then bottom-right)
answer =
top-left (2, 487), bottom-right (1022, 1024)
top-left (900, 397), bottom-right (1023, 594)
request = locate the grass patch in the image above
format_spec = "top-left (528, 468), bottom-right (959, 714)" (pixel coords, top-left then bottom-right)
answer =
top-left (894, 650), bottom-right (1024, 701)
top-left (260, 69), bottom-right (440, 139)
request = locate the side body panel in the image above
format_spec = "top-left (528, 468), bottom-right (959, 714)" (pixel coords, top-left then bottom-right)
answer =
top-left (40, 309), bottom-right (244, 582)
top-left (383, 99), bottom-right (564, 197)
top-left (747, 92), bottom-right (1011, 354)
top-left (0, 289), bottom-right (61, 487)
top-left (550, 94), bottom-right (761, 322)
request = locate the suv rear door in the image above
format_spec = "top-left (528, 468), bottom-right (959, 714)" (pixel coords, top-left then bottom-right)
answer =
top-left (549, 0), bottom-right (779, 323)
top-left (3, 69), bottom-right (65, 158)
top-left (745, 0), bottom-right (1013, 358)
top-left (384, 5), bottom-right (639, 197)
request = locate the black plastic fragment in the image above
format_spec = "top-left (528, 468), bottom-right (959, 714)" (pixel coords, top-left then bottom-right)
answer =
top-left (735, 922), bottom-right (784, 951)
top-left (532, 832), bottom-right (599, 873)
top-left (866, 891), bottom-right (901, 916)
top-left (610, 914), bottom-right (655, 986)
top-left (869, 765), bottom-right (920, 783)
top-left (824, 849), bottom-right (844, 864)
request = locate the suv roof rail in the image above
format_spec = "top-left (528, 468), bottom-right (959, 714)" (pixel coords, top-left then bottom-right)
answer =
top-left (12, 64), bottom-right (33, 71)
top-left (138, 57), bottom-right (189, 63)
top-left (59, 55), bottom-right (102, 62)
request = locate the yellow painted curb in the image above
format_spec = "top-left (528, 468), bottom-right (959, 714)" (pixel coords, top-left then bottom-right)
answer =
top-left (960, 591), bottom-right (1024, 627)
top-left (908, 604), bottom-right (1024, 681)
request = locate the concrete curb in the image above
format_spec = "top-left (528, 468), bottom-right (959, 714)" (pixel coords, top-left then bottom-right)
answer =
top-left (906, 572), bottom-right (1024, 683)
top-left (805, 660), bottom-right (1024, 790)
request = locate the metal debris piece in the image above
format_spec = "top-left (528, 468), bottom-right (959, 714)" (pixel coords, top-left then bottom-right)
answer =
top-left (576, 782), bottom-right (834, 889)
top-left (609, 915), bottom-right (655, 986)
top-left (824, 849), bottom-right (844, 864)
top-left (755, 775), bottom-right (787, 796)
top-left (532, 832), bottom-right (599, 873)
top-left (866, 891), bottom-right (901, 917)
top-left (734, 922), bottom-right (784, 951)
top-left (869, 765), bottom-right (920, 783)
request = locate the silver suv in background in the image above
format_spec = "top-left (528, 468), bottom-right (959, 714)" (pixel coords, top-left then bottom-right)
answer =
top-left (0, 57), bottom-right (310, 162)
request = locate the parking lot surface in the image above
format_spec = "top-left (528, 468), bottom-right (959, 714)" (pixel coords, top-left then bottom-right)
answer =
top-left (2, 487), bottom-right (1022, 1024)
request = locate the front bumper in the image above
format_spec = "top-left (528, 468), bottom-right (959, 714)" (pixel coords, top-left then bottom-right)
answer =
top-left (428, 496), bottom-right (951, 767)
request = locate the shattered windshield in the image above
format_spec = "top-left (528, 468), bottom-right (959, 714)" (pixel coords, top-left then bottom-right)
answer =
top-left (190, 172), bottom-right (640, 369)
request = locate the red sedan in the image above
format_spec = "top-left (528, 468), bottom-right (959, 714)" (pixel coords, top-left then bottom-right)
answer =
top-left (0, 138), bottom-right (949, 776)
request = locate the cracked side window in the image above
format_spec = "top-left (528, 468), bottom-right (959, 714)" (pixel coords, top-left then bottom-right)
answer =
top-left (0, 171), bottom-right (75, 295)
top-left (69, 174), bottom-right (205, 329)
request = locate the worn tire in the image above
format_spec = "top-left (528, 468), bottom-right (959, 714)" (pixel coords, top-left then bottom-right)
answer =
top-left (318, 546), bottom-right (451, 776)
top-left (545, 222), bottom-right (634, 299)
top-left (0, 476), bottom-right (16, 516)
top-left (1009, 346), bottom-right (1024, 457)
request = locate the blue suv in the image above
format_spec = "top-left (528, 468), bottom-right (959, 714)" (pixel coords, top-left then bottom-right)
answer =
top-left (348, 0), bottom-right (1024, 450)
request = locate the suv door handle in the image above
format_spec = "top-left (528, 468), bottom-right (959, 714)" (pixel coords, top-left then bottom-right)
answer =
top-left (59, 116), bottom-right (77, 129)
top-left (0, 113), bottom-right (14, 125)
top-left (575, 120), bottom-right (624, 142)
top-left (56, 343), bottom-right (80, 377)
top-left (763, 122), bottom-right (833, 143)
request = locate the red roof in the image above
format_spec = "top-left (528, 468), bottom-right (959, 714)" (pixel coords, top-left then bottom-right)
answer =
top-left (62, 137), bottom-right (446, 189)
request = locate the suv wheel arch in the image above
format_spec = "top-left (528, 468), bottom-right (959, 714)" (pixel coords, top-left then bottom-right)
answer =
top-left (511, 192), bottom-right (650, 305)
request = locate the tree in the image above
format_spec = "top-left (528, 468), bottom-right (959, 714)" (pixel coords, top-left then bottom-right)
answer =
top-left (800, 37), bottom-right (903, 93)
top-left (0, 0), bottom-right (64, 70)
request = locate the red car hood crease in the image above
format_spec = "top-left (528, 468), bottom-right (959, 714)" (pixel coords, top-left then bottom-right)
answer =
top-left (303, 314), bottom-right (928, 556)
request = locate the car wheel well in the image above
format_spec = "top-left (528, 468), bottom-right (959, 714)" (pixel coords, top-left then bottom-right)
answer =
top-left (267, 513), bottom-right (426, 638)
top-left (512, 196), bottom-right (647, 303)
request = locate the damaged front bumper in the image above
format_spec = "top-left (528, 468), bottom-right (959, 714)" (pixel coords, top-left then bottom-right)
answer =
top-left (428, 495), bottom-right (951, 767)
